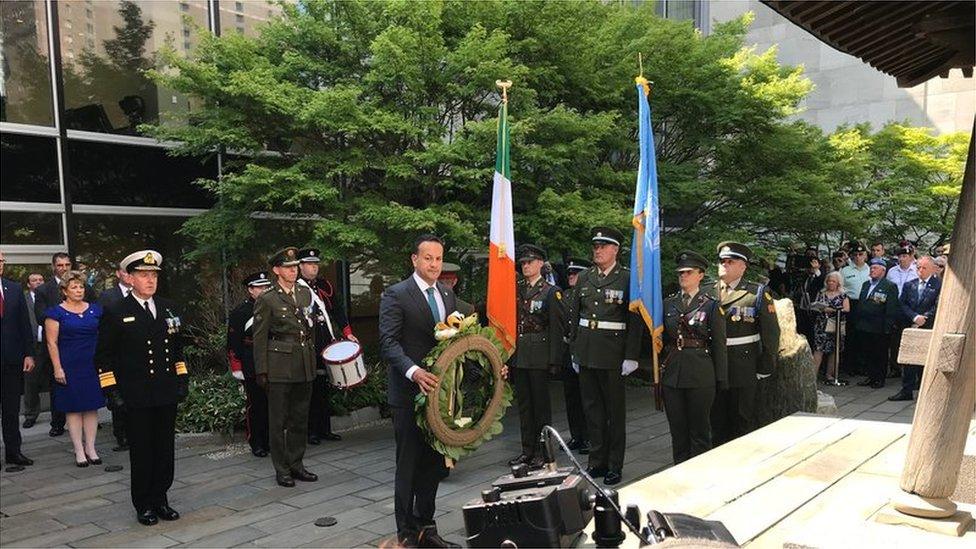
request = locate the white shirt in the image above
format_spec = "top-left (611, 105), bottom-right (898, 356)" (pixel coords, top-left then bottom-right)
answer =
top-left (886, 263), bottom-right (918, 296)
top-left (406, 272), bottom-right (446, 381)
top-left (132, 295), bottom-right (157, 319)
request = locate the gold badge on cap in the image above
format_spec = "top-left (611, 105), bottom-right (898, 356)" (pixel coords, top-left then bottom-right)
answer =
top-left (144, 252), bottom-right (157, 265)
top-left (287, 249), bottom-right (296, 259)
top-left (680, 253), bottom-right (687, 260)
top-left (597, 232), bottom-right (604, 238)
top-left (721, 246), bottom-right (731, 254)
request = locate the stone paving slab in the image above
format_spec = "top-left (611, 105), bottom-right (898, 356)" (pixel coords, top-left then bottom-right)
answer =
top-left (1, 378), bottom-right (921, 548)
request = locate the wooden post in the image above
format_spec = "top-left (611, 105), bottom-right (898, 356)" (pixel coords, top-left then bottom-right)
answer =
top-left (893, 124), bottom-right (975, 521)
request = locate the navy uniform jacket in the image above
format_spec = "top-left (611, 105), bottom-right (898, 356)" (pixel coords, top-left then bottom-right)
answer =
top-left (662, 291), bottom-right (728, 389)
top-left (569, 264), bottom-right (642, 369)
top-left (1, 277), bottom-right (34, 366)
top-left (855, 278), bottom-right (900, 334)
top-left (710, 280), bottom-right (780, 387)
top-left (515, 277), bottom-right (565, 369)
top-left (899, 277), bottom-right (941, 329)
top-left (379, 277), bottom-right (457, 408)
top-left (95, 294), bottom-right (187, 408)
top-left (227, 298), bottom-right (258, 378)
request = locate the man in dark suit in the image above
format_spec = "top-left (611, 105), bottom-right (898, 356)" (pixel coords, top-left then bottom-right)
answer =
top-left (98, 264), bottom-right (133, 451)
top-left (96, 250), bottom-right (188, 526)
top-left (889, 256), bottom-right (942, 401)
top-left (853, 259), bottom-right (901, 388)
top-left (21, 272), bottom-right (45, 428)
top-left (1, 252), bottom-right (36, 467)
top-left (379, 234), bottom-right (460, 549)
top-left (34, 252), bottom-right (96, 436)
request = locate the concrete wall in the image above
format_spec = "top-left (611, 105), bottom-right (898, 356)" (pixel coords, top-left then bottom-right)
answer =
top-left (708, 0), bottom-right (975, 135)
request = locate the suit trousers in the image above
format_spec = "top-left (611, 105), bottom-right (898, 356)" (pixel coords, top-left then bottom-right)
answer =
top-left (901, 365), bottom-right (922, 394)
top-left (663, 385), bottom-right (715, 464)
top-left (391, 405), bottom-right (448, 537)
top-left (1, 364), bottom-right (24, 458)
top-left (579, 367), bottom-right (626, 472)
top-left (307, 373), bottom-right (334, 437)
top-left (37, 352), bottom-right (65, 429)
top-left (860, 332), bottom-right (890, 384)
top-left (243, 378), bottom-right (269, 452)
top-left (514, 368), bottom-right (552, 456)
top-left (126, 404), bottom-right (177, 512)
top-left (21, 343), bottom-right (45, 421)
top-left (112, 409), bottom-right (128, 445)
top-left (561, 362), bottom-right (587, 442)
top-left (888, 327), bottom-right (905, 376)
top-left (710, 383), bottom-right (757, 446)
top-left (267, 381), bottom-right (312, 476)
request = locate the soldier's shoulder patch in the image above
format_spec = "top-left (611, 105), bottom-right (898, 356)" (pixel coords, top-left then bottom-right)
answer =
top-left (554, 291), bottom-right (562, 300)
top-left (764, 291), bottom-right (772, 301)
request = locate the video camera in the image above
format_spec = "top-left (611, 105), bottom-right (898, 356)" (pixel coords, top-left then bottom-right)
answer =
top-left (461, 427), bottom-right (738, 548)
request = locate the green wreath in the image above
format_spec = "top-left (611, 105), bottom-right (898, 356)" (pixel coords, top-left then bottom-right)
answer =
top-left (414, 316), bottom-right (513, 462)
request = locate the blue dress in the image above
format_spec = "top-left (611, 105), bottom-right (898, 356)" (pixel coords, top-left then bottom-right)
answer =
top-left (46, 303), bottom-right (106, 413)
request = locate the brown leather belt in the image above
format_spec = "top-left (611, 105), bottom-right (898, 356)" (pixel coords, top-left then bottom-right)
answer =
top-left (676, 334), bottom-right (707, 350)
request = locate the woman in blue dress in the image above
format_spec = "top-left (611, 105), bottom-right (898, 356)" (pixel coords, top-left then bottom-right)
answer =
top-left (45, 271), bottom-right (105, 467)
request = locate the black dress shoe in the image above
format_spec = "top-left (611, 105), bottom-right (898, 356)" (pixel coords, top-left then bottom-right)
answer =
top-left (322, 432), bottom-right (342, 441)
top-left (5, 453), bottom-right (34, 466)
top-left (603, 470), bottom-right (623, 486)
top-left (856, 378), bottom-right (874, 387)
top-left (567, 438), bottom-right (583, 450)
top-left (888, 391), bottom-right (914, 401)
top-left (578, 440), bottom-right (590, 455)
top-left (585, 465), bottom-right (607, 478)
top-left (251, 448), bottom-right (269, 457)
top-left (113, 443), bottom-right (129, 452)
top-left (398, 532), bottom-right (419, 548)
top-left (307, 436), bottom-right (321, 445)
top-left (49, 426), bottom-right (65, 437)
top-left (153, 504), bottom-right (180, 521)
top-left (276, 474), bottom-right (296, 487)
top-left (22, 417), bottom-right (36, 429)
top-left (508, 453), bottom-right (530, 466)
top-left (870, 380), bottom-right (886, 389)
top-left (137, 510), bottom-right (159, 526)
top-left (417, 526), bottom-right (460, 548)
top-left (292, 468), bottom-right (318, 482)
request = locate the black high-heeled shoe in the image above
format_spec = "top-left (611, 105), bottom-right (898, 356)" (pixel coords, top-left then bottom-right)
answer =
top-left (87, 456), bottom-right (102, 465)
top-left (76, 459), bottom-right (90, 468)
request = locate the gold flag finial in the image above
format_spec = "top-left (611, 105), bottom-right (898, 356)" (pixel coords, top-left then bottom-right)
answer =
top-left (496, 79), bottom-right (512, 103)
top-left (635, 53), bottom-right (652, 97)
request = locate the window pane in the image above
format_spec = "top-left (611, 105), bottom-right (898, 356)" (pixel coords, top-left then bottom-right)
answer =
top-left (0, 211), bottom-right (63, 245)
top-left (59, 0), bottom-right (208, 134)
top-left (219, 0), bottom-right (284, 37)
top-left (666, 0), bottom-right (698, 22)
top-left (0, 0), bottom-right (55, 125)
top-left (1, 133), bottom-right (61, 203)
top-left (67, 140), bottom-right (217, 208)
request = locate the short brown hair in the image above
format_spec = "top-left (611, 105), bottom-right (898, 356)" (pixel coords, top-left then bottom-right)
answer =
top-left (58, 271), bottom-right (87, 298)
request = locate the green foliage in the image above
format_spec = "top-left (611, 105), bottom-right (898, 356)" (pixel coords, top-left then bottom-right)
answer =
top-left (328, 358), bottom-right (390, 417)
top-left (414, 323), bottom-right (513, 461)
top-left (176, 372), bottom-right (244, 434)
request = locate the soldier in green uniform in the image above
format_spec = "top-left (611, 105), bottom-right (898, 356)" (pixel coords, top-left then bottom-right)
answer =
top-left (508, 244), bottom-right (565, 469)
top-left (252, 247), bottom-right (319, 487)
top-left (662, 251), bottom-right (728, 464)
top-left (710, 241), bottom-right (780, 445)
top-left (561, 257), bottom-right (591, 454)
top-left (569, 227), bottom-right (643, 486)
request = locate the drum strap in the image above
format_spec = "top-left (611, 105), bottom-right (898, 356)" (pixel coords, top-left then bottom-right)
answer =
top-left (298, 278), bottom-right (337, 341)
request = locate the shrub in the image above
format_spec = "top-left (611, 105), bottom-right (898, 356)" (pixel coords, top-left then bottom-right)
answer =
top-left (176, 371), bottom-right (245, 434)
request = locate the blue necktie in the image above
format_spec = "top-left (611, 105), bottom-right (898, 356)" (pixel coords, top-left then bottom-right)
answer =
top-left (426, 287), bottom-right (440, 322)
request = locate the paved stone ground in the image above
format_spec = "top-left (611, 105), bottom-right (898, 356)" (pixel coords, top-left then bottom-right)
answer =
top-left (0, 380), bottom-right (917, 548)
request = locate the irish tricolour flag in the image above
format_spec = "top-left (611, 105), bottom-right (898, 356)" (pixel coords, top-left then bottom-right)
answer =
top-left (487, 94), bottom-right (517, 353)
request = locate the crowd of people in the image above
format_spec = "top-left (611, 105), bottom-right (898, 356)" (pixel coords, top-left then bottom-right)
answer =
top-left (776, 240), bottom-right (945, 401)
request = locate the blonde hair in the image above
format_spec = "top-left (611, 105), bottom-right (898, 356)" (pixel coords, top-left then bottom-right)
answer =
top-left (58, 270), bottom-right (87, 298)
top-left (824, 270), bottom-right (844, 292)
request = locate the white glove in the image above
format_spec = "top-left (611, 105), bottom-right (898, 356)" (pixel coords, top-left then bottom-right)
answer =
top-left (757, 373), bottom-right (771, 380)
top-left (622, 359), bottom-right (639, 376)
top-left (231, 370), bottom-right (244, 381)
top-left (571, 362), bottom-right (580, 374)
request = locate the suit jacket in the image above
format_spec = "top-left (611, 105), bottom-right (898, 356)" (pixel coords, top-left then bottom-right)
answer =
top-left (379, 276), bottom-right (457, 408)
top-left (98, 285), bottom-right (128, 311)
top-left (94, 294), bottom-right (187, 408)
top-left (855, 278), bottom-right (900, 334)
top-left (1, 278), bottom-right (34, 366)
top-left (252, 283), bottom-right (316, 383)
top-left (26, 289), bottom-right (39, 345)
top-left (710, 280), bottom-right (780, 386)
top-left (899, 277), bottom-right (941, 329)
top-left (568, 264), bottom-right (642, 369)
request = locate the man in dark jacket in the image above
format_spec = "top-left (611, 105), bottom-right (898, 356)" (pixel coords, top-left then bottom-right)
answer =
top-left (854, 258), bottom-right (901, 389)
top-left (228, 272), bottom-right (272, 456)
top-left (97, 264), bottom-right (133, 451)
top-left (378, 234), bottom-right (461, 549)
top-left (95, 250), bottom-right (188, 526)
top-left (0, 251), bottom-right (36, 467)
top-left (888, 256), bottom-right (941, 401)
